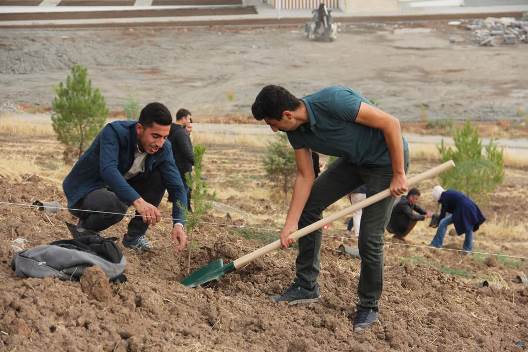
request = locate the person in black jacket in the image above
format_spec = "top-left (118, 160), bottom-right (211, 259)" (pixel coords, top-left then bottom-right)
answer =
top-left (386, 188), bottom-right (431, 240)
top-left (168, 108), bottom-right (194, 210)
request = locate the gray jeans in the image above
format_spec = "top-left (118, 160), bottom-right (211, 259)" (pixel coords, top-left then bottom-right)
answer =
top-left (295, 156), bottom-right (409, 310)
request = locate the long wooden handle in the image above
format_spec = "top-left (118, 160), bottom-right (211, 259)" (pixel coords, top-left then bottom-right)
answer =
top-left (233, 160), bottom-right (455, 269)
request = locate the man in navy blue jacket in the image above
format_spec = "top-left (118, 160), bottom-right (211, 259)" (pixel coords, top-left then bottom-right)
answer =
top-left (63, 102), bottom-right (188, 251)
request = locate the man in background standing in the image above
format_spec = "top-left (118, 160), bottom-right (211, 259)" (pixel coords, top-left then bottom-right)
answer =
top-left (168, 108), bottom-right (194, 211)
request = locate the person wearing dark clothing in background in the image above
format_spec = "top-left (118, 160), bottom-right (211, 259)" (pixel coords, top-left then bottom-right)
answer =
top-left (430, 186), bottom-right (485, 253)
top-left (386, 188), bottom-right (432, 240)
top-left (168, 108), bottom-right (194, 211)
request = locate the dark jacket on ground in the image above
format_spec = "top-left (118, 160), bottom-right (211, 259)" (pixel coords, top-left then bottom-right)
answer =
top-left (63, 120), bottom-right (187, 224)
top-left (168, 123), bottom-right (194, 179)
top-left (438, 189), bottom-right (485, 235)
top-left (387, 196), bottom-right (426, 235)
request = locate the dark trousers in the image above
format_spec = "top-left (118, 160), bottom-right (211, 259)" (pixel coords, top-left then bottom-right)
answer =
top-left (387, 219), bottom-right (418, 238)
top-left (295, 156), bottom-right (408, 310)
top-left (71, 170), bottom-right (165, 239)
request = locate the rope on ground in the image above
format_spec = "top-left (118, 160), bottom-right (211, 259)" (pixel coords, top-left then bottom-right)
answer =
top-left (1, 200), bottom-right (527, 261)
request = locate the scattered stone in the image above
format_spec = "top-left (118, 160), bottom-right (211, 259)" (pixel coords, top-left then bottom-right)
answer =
top-left (0, 101), bottom-right (18, 113)
top-left (466, 17), bottom-right (528, 46)
top-left (10, 237), bottom-right (28, 253)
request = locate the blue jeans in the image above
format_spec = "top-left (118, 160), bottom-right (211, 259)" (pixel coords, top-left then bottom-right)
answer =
top-left (430, 214), bottom-right (473, 252)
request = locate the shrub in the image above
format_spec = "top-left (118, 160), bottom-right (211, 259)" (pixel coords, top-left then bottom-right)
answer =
top-left (262, 133), bottom-right (296, 203)
top-left (51, 64), bottom-right (108, 160)
top-left (438, 121), bottom-right (504, 202)
top-left (123, 97), bottom-right (140, 120)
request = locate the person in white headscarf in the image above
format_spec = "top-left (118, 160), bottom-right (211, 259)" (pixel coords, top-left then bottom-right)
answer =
top-left (430, 186), bottom-right (485, 253)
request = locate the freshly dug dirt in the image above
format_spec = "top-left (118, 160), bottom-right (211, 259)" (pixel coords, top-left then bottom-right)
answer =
top-left (80, 266), bottom-right (113, 302)
top-left (0, 177), bottom-right (527, 351)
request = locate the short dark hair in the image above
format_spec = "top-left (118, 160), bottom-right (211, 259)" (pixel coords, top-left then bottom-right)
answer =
top-left (251, 85), bottom-right (302, 120)
top-left (138, 102), bottom-right (172, 127)
top-left (176, 108), bottom-right (191, 121)
top-left (408, 188), bottom-right (421, 197)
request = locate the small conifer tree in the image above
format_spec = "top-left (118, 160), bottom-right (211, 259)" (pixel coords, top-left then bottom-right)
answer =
top-left (52, 64), bottom-right (108, 160)
top-left (438, 121), bottom-right (504, 202)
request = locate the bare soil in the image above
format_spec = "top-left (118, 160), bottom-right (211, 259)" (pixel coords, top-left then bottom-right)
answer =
top-left (0, 21), bottom-right (527, 120)
top-left (0, 138), bottom-right (527, 351)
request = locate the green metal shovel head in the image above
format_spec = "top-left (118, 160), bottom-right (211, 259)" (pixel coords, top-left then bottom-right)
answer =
top-left (180, 259), bottom-right (235, 288)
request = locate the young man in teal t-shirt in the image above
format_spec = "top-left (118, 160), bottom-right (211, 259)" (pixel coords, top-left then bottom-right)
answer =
top-left (251, 85), bottom-right (409, 332)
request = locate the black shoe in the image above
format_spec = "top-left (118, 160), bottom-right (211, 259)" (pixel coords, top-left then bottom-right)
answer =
top-left (353, 308), bottom-right (379, 332)
top-left (65, 222), bottom-right (101, 239)
top-left (271, 283), bottom-right (320, 305)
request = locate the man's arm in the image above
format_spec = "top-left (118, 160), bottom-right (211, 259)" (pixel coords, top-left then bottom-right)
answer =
top-left (160, 147), bottom-right (188, 225)
top-left (159, 147), bottom-right (188, 251)
top-left (355, 103), bottom-right (407, 197)
top-left (413, 204), bottom-right (427, 215)
top-left (280, 148), bottom-right (315, 248)
top-left (402, 204), bottom-right (426, 221)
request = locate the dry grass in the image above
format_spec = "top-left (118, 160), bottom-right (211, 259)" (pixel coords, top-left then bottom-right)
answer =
top-left (192, 131), bottom-right (273, 149)
top-left (0, 115), bottom-right (54, 138)
top-left (408, 143), bottom-right (528, 169)
top-left (0, 157), bottom-right (69, 185)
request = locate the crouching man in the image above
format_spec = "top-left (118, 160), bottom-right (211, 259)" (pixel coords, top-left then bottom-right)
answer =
top-left (386, 187), bottom-right (432, 241)
top-left (63, 102), bottom-right (188, 252)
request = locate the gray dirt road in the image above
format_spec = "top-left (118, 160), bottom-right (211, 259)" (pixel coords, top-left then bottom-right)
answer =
top-left (0, 22), bottom-right (527, 120)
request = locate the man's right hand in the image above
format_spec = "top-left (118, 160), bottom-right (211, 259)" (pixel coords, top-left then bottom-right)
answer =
top-left (279, 223), bottom-right (298, 248)
top-left (425, 211), bottom-right (433, 218)
top-left (132, 198), bottom-right (161, 225)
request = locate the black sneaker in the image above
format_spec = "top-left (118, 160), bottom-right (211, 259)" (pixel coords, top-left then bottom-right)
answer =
top-left (65, 222), bottom-right (101, 239)
top-left (122, 235), bottom-right (152, 251)
top-left (353, 308), bottom-right (379, 332)
top-left (271, 283), bottom-right (320, 305)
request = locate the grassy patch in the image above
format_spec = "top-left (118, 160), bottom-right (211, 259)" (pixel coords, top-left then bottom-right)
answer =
top-left (471, 252), bottom-right (487, 264)
top-left (399, 255), bottom-right (431, 266)
top-left (232, 227), bottom-right (277, 244)
top-left (439, 266), bottom-right (471, 277)
top-left (496, 255), bottom-right (523, 269)
top-left (400, 255), bottom-right (474, 278)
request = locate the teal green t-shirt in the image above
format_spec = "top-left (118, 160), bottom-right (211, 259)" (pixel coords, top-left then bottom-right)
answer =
top-left (286, 86), bottom-right (408, 167)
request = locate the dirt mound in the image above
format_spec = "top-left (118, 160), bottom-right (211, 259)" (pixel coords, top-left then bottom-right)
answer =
top-left (80, 266), bottom-right (113, 302)
top-left (0, 179), bottom-right (527, 351)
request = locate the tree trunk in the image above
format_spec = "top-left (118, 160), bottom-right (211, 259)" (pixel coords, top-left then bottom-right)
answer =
top-left (78, 125), bottom-right (84, 159)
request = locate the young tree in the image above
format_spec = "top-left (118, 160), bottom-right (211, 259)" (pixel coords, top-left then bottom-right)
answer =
top-left (123, 96), bottom-right (140, 120)
top-left (51, 64), bottom-right (108, 160)
top-left (438, 121), bottom-right (504, 202)
top-left (262, 133), bottom-right (296, 204)
top-left (183, 144), bottom-right (214, 273)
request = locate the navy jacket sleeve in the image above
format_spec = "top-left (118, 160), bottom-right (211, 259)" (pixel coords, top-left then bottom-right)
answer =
top-left (99, 125), bottom-right (140, 205)
top-left (159, 145), bottom-right (187, 225)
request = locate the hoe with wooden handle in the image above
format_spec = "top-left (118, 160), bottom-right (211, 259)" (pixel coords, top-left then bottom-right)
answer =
top-left (181, 160), bottom-right (455, 287)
